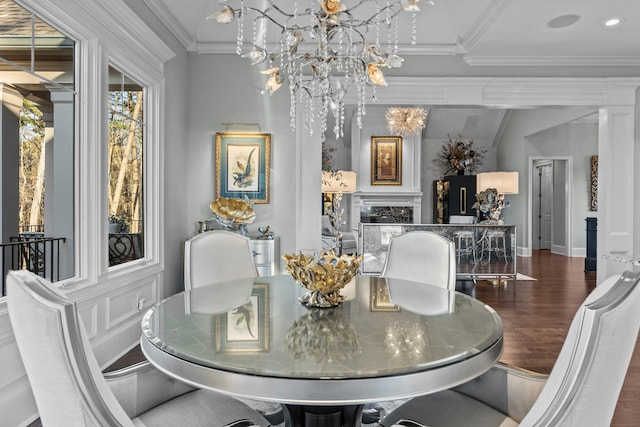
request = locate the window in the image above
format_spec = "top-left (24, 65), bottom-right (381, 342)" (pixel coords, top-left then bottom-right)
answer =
top-left (0, 0), bottom-right (75, 293)
top-left (107, 66), bottom-right (145, 266)
top-left (0, 0), bottom-right (172, 294)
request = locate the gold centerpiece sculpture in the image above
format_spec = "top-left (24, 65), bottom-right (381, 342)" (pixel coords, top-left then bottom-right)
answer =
top-left (283, 250), bottom-right (362, 308)
top-left (210, 197), bottom-right (255, 235)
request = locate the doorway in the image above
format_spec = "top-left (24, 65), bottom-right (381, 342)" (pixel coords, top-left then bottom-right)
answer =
top-left (527, 156), bottom-right (572, 257)
top-left (533, 162), bottom-right (553, 250)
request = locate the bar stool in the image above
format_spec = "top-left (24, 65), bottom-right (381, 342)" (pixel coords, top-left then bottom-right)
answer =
top-left (449, 216), bottom-right (478, 264)
top-left (486, 230), bottom-right (508, 262)
top-left (454, 230), bottom-right (477, 264)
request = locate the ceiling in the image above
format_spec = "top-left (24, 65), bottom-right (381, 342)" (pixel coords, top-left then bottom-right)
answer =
top-left (145, 0), bottom-right (640, 66)
top-left (143, 0), bottom-right (626, 146)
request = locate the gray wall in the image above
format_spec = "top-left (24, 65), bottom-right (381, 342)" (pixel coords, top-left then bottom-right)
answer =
top-left (186, 53), bottom-right (297, 271)
top-left (496, 109), bottom-right (598, 252)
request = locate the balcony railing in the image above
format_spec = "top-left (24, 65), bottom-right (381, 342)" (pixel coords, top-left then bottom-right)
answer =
top-left (1, 234), bottom-right (66, 296)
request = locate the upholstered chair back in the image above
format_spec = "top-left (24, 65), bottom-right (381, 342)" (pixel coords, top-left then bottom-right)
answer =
top-left (7, 270), bottom-right (135, 427)
top-left (519, 270), bottom-right (640, 426)
top-left (381, 231), bottom-right (456, 291)
top-left (184, 230), bottom-right (258, 291)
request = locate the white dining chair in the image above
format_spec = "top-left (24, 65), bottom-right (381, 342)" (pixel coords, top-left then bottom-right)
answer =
top-left (6, 270), bottom-right (270, 427)
top-left (381, 231), bottom-right (456, 291)
top-left (183, 231), bottom-right (284, 423)
top-left (184, 230), bottom-right (258, 291)
top-left (380, 270), bottom-right (640, 427)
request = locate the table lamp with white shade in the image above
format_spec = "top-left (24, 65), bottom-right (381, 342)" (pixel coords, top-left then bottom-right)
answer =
top-left (475, 172), bottom-right (519, 223)
top-left (322, 170), bottom-right (357, 254)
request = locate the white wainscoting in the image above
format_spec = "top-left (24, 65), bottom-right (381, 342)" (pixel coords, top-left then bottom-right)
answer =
top-left (0, 271), bottom-right (163, 425)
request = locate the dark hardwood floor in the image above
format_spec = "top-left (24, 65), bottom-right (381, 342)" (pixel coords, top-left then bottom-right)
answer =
top-left (474, 250), bottom-right (639, 427)
top-left (28, 250), bottom-right (639, 426)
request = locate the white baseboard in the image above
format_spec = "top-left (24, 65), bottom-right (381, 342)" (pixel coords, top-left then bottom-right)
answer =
top-left (572, 247), bottom-right (586, 257)
top-left (518, 246), bottom-right (586, 258)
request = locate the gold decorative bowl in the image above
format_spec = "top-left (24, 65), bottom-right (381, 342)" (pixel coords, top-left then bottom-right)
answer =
top-left (282, 250), bottom-right (362, 308)
top-left (210, 197), bottom-right (255, 235)
top-left (210, 197), bottom-right (256, 224)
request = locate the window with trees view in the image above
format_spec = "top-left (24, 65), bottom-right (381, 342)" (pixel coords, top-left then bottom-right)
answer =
top-left (107, 66), bottom-right (145, 266)
top-left (1, 0), bottom-right (75, 292)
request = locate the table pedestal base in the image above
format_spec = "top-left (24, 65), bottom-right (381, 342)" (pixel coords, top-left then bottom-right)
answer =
top-left (283, 404), bottom-right (364, 427)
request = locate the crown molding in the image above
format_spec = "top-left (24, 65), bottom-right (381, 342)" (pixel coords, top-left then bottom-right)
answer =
top-left (459, 0), bottom-right (512, 53)
top-left (142, 0), bottom-right (196, 51)
top-left (464, 55), bottom-right (640, 67)
top-left (195, 41), bottom-right (460, 56)
top-left (338, 76), bottom-right (640, 107)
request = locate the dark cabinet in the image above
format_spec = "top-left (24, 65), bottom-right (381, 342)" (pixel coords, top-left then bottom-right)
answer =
top-left (433, 175), bottom-right (477, 223)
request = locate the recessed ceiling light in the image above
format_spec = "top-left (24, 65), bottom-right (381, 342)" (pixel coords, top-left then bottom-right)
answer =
top-left (605, 17), bottom-right (622, 27)
top-left (547, 14), bottom-right (581, 29)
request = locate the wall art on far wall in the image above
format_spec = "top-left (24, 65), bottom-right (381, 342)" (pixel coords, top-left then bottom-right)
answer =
top-left (590, 155), bottom-right (598, 212)
top-left (371, 135), bottom-right (402, 186)
top-left (216, 132), bottom-right (271, 203)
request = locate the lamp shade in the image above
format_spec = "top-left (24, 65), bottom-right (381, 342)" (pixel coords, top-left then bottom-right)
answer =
top-left (477, 172), bottom-right (519, 194)
top-left (322, 171), bottom-right (357, 193)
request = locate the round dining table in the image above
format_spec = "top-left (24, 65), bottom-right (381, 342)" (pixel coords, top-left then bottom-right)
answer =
top-left (141, 274), bottom-right (503, 427)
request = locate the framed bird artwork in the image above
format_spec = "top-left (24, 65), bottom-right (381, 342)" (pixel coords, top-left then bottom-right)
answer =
top-left (215, 132), bottom-right (271, 203)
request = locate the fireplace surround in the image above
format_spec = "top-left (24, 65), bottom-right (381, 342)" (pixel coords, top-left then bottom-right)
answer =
top-left (351, 192), bottom-right (422, 230)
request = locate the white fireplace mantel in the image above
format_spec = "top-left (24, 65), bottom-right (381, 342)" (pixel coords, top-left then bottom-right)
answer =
top-left (351, 191), bottom-right (423, 228)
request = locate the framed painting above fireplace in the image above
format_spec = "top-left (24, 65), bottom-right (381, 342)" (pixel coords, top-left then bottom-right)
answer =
top-left (371, 136), bottom-right (402, 185)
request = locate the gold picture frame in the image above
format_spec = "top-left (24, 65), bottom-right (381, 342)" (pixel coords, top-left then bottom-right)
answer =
top-left (215, 132), bottom-right (271, 203)
top-left (215, 283), bottom-right (270, 353)
top-left (371, 136), bottom-right (402, 185)
top-left (370, 277), bottom-right (400, 312)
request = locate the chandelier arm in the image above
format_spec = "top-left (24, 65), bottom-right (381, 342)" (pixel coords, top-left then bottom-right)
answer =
top-left (243, 7), bottom-right (288, 30)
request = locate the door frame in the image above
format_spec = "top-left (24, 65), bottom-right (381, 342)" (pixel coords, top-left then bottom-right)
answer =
top-left (532, 161), bottom-right (553, 251)
top-left (527, 156), bottom-right (573, 257)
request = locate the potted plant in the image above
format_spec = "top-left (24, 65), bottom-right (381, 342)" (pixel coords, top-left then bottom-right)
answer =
top-left (435, 134), bottom-right (487, 176)
top-left (108, 215), bottom-right (124, 233)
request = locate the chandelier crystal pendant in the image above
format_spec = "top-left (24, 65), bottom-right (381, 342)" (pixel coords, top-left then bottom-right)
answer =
top-left (385, 107), bottom-right (428, 136)
top-left (211, 0), bottom-right (431, 140)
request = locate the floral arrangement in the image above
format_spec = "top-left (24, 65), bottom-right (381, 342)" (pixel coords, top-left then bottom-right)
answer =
top-left (435, 134), bottom-right (487, 175)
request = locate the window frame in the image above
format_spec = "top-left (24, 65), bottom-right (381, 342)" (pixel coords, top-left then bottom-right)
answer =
top-left (10, 0), bottom-right (174, 293)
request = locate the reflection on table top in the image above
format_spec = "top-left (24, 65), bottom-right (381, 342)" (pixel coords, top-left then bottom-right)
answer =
top-left (141, 275), bottom-right (503, 405)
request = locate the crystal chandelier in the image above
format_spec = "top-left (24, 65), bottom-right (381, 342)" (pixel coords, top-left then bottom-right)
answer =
top-left (211, 0), bottom-right (431, 140)
top-left (385, 107), bottom-right (428, 136)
